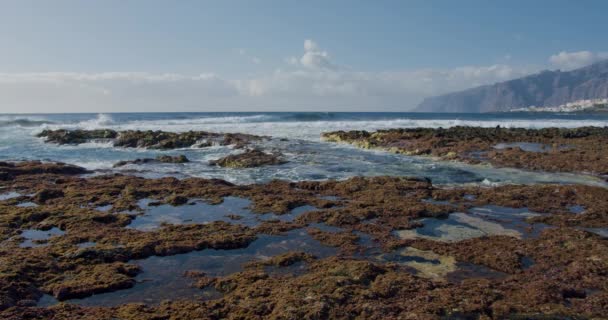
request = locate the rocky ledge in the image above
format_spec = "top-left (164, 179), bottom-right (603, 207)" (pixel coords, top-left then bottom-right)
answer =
top-left (0, 161), bottom-right (606, 319)
top-left (322, 126), bottom-right (608, 177)
top-left (37, 129), bottom-right (265, 149)
top-left (209, 149), bottom-right (287, 168)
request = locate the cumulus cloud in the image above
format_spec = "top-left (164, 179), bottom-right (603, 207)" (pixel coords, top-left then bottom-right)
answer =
top-left (549, 50), bottom-right (608, 70)
top-left (296, 39), bottom-right (336, 70)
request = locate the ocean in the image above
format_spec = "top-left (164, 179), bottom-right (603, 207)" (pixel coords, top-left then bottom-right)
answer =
top-left (1, 112), bottom-right (607, 186)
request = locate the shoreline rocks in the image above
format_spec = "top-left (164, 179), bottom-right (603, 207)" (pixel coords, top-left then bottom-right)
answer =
top-left (322, 126), bottom-right (608, 176)
top-left (209, 149), bottom-right (287, 168)
top-left (113, 155), bottom-right (190, 168)
top-left (37, 129), bottom-right (265, 150)
top-left (0, 161), bottom-right (606, 318)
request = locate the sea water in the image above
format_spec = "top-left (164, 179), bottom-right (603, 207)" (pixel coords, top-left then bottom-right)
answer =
top-left (0, 112), bottom-right (607, 186)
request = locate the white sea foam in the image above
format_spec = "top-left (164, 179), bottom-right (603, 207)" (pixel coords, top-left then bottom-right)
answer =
top-left (68, 160), bottom-right (116, 170)
top-left (74, 113), bottom-right (116, 129)
top-left (56, 140), bottom-right (116, 150)
top-left (40, 117), bottom-right (608, 141)
top-left (4, 113), bottom-right (608, 188)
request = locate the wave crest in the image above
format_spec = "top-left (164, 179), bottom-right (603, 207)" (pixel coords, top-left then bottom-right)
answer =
top-left (78, 114), bottom-right (116, 128)
top-left (0, 118), bottom-right (54, 127)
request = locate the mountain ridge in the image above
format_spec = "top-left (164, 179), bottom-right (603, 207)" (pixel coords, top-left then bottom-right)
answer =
top-left (415, 59), bottom-right (608, 113)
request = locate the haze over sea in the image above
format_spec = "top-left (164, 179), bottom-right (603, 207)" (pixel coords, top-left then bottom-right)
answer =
top-left (2, 112), bottom-right (607, 187)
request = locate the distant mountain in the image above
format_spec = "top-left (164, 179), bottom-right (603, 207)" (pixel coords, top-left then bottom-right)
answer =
top-left (415, 59), bottom-right (608, 113)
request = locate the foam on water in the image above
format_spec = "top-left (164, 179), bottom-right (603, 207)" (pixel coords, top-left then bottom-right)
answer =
top-left (36, 112), bottom-right (608, 141)
top-left (2, 112), bottom-right (608, 187)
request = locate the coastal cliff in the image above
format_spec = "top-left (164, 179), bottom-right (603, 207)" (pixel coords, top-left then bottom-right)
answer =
top-left (416, 59), bottom-right (608, 113)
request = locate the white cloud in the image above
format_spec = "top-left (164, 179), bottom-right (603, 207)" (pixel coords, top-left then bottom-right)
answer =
top-left (286, 56), bottom-right (299, 66)
top-left (549, 50), bottom-right (608, 70)
top-left (237, 64), bottom-right (527, 99)
top-left (303, 39), bottom-right (319, 52)
top-left (0, 72), bottom-right (240, 113)
top-left (0, 40), bottom-right (540, 113)
top-left (297, 39), bottom-right (336, 70)
top-left (0, 65), bottom-right (531, 113)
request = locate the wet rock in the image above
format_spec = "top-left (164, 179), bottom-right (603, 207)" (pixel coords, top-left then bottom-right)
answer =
top-left (378, 247), bottom-right (457, 279)
top-left (209, 149), bottom-right (287, 168)
top-left (0, 161), bottom-right (87, 180)
top-left (37, 129), bottom-right (117, 144)
top-left (42, 262), bottom-right (140, 300)
top-left (183, 270), bottom-right (217, 288)
top-left (307, 227), bottom-right (360, 253)
top-left (113, 155), bottom-right (190, 167)
top-left (323, 126), bottom-right (608, 176)
top-left (32, 189), bottom-right (64, 204)
top-left (156, 155), bottom-right (189, 164)
top-left (165, 194), bottom-right (189, 206)
top-left (0, 161), bottom-right (607, 318)
top-left (248, 251), bottom-right (316, 268)
top-left (38, 129), bottom-right (264, 150)
top-left (114, 130), bottom-right (213, 149)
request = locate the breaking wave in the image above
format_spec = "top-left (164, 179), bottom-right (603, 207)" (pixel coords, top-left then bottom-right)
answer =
top-left (0, 118), bottom-right (55, 127)
top-left (27, 112), bottom-right (608, 141)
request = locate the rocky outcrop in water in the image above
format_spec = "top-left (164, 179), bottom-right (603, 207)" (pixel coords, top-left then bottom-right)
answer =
top-left (209, 149), bottom-right (287, 168)
top-left (35, 129), bottom-right (117, 144)
top-left (416, 59), bottom-right (608, 112)
top-left (37, 129), bottom-right (264, 149)
top-left (323, 126), bottom-right (608, 177)
top-left (0, 161), bottom-right (88, 181)
top-left (113, 155), bottom-right (189, 168)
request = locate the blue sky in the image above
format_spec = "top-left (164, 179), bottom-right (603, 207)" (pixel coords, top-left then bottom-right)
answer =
top-left (1, 0), bottom-right (607, 112)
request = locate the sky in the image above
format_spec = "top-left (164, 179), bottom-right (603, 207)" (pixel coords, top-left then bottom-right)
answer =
top-left (1, 0), bottom-right (607, 113)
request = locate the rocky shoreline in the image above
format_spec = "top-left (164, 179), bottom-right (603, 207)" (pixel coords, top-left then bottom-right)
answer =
top-left (37, 129), bottom-right (265, 149)
top-left (322, 126), bottom-right (608, 178)
top-left (0, 160), bottom-right (606, 319)
top-left (209, 149), bottom-right (287, 168)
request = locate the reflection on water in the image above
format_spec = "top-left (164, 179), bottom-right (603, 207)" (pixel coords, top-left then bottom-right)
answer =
top-left (396, 206), bottom-right (550, 242)
top-left (128, 197), bottom-right (260, 231)
top-left (583, 227), bottom-right (608, 238)
top-left (0, 191), bottom-right (21, 201)
top-left (37, 294), bottom-right (59, 307)
top-left (376, 247), bottom-right (507, 282)
top-left (96, 204), bottom-right (113, 212)
top-left (77, 241), bottom-right (96, 249)
top-left (63, 228), bottom-right (337, 306)
top-left (20, 227), bottom-right (65, 248)
top-left (377, 247), bottom-right (456, 279)
top-left (494, 142), bottom-right (552, 153)
top-left (447, 262), bottom-right (508, 283)
top-left (129, 196), bottom-right (321, 231)
top-left (568, 205), bottom-right (585, 214)
top-left (493, 142), bottom-right (573, 153)
top-left (259, 205), bottom-right (318, 222)
top-left (36, 201), bottom-right (560, 307)
top-left (16, 202), bottom-right (38, 207)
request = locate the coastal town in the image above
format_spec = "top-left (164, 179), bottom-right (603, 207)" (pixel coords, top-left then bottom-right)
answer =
top-left (510, 98), bottom-right (608, 112)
